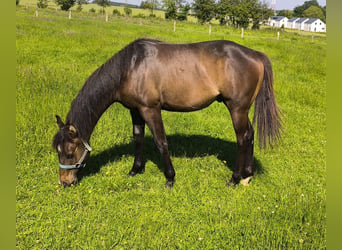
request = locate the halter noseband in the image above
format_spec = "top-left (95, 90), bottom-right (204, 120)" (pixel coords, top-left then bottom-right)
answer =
top-left (59, 140), bottom-right (92, 170)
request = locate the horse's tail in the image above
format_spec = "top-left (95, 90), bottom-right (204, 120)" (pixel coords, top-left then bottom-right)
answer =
top-left (253, 54), bottom-right (282, 149)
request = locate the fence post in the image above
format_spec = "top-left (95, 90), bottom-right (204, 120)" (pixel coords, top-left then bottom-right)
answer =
top-left (277, 31), bottom-right (280, 40)
top-left (241, 28), bottom-right (244, 38)
top-left (69, 10), bottom-right (72, 19)
top-left (35, 8), bottom-right (38, 17)
top-left (312, 35), bottom-right (314, 42)
top-left (174, 20), bottom-right (176, 32)
top-left (209, 24), bottom-right (211, 35)
top-left (106, 13), bottom-right (108, 22)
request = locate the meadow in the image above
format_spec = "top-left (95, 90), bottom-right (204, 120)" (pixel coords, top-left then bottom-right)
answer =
top-left (16, 6), bottom-right (326, 249)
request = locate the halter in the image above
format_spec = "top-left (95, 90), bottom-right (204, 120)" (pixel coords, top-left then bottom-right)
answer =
top-left (59, 140), bottom-right (92, 170)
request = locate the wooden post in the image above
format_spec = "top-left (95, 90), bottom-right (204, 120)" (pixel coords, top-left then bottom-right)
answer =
top-left (312, 35), bottom-right (314, 42)
top-left (277, 31), bottom-right (280, 40)
top-left (241, 28), bottom-right (244, 38)
top-left (69, 10), bottom-right (72, 19)
top-left (209, 24), bottom-right (211, 35)
top-left (35, 8), bottom-right (38, 17)
top-left (106, 13), bottom-right (108, 22)
top-left (173, 20), bottom-right (176, 32)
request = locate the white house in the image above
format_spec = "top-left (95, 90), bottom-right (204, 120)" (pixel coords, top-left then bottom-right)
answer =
top-left (286, 17), bottom-right (299, 29)
top-left (269, 16), bottom-right (288, 28)
top-left (295, 17), bottom-right (309, 30)
top-left (303, 18), bottom-right (326, 32)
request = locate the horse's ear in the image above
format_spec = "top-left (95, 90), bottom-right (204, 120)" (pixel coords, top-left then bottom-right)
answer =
top-left (55, 115), bottom-right (64, 128)
top-left (68, 125), bottom-right (78, 138)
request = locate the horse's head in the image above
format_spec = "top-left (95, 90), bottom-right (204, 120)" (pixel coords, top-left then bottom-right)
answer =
top-left (52, 115), bottom-right (92, 187)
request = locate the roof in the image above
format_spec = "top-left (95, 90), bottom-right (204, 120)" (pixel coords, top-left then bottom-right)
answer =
top-left (305, 18), bottom-right (320, 24)
top-left (271, 16), bottom-right (286, 21)
top-left (288, 17), bottom-right (299, 22)
top-left (296, 17), bottom-right (309, 23)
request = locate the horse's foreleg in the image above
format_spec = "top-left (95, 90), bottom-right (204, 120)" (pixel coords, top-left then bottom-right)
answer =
top-left (227, 110), bottom-right (254, 187)
top-left (129, 109), bottom-right (146, 176)
top-left (139, 107), bottom-right (175, 187)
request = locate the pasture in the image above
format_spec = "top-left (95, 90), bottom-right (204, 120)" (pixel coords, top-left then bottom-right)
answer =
top-left (16, 6), bottom-right (326, 249)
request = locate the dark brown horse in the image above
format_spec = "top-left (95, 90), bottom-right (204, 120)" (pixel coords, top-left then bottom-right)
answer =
top-left (53, 38), bottom-right (281, 187)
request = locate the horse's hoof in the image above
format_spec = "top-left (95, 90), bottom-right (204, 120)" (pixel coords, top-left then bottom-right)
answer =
top-left (128, 170), bottom-right (137, 177)
top-left (240, 176), bottom-right (252, 186)
top-left (165, 180), bottom-right (174, 188)
top-left (226, 178), bottom-right (239, 187)
top-left (128, 167), bottom-right (145, 177)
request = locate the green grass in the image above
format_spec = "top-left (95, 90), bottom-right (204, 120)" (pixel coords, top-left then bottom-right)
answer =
top-left (16, 7), bottom-right (326, 249)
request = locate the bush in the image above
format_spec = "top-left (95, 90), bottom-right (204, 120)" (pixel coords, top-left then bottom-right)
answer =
top-left (112, 9), bottom-right (121, 16)
top-left (89, 8), bottom-right (96, 13)
top-left (124, 6), bottom-right (132, 16)
top-left (134, 13), bottom-right (145, 19)
top-left (16, 0), bottom-right (20, 6)
top-left (55, 0), bottom-right (76, 11)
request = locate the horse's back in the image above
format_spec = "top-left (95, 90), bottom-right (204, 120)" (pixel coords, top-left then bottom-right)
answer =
top-left (117, 39), bottom-right (265, 112)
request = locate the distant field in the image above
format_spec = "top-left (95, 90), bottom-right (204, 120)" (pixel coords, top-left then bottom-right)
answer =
top-left (16, 6), bottom-right (326, 249)
top-left (19, 0), bottom-right (170, 19)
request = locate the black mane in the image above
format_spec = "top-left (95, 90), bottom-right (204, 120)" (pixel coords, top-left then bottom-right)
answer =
top-left (64, 39), bottom-right (151, 141)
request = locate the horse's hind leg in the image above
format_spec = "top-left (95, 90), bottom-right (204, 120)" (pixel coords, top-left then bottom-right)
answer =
top-left (139, 107), bottom-right (175, 187)
top-left (241, 120), bottom-right (254, 186)
top-left (129, 109), bottom-right (146, 176)
top-left (227, 109), bottom-right (255, 187)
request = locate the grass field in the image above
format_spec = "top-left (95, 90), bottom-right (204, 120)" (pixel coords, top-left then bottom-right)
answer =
top-left (16, 6), bottom-right (326, 249)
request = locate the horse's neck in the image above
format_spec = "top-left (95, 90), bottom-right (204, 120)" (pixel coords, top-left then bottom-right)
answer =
top-left (66, 72), bottom-right (118, 142)
top-left (65, 47), bottom-right (128, 142)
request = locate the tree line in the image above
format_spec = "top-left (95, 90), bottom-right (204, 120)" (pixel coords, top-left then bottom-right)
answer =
top-left (32, 0), bottom-right (275, 29)
top-left (140, 0), bottom-right (274, 29)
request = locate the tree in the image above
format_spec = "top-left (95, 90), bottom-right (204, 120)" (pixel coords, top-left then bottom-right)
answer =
top-left (216, 0), bottom-right (273, 29)
top-left (259, 1), bottom-right (274, 23)
top-left (37, 0), bottom-right (48, 8)
top-left (192, 0), bottom-right (216, 24)
top-left (141, 0), bottom-right (159, 15)
top-left (302, 0), bottom-right (319, 9)
top-left (164, 0), bottom-right (189, 21)
top-left (94, 0), bottom-right (110, 13)
top-left (177, 4), bottom-right (190, 21)
top-left (164, 1), bottom-right (177, 20)
top-left (75, 0), bottom-right (88, 11)
top-left (277, 10), bottom-right (293, 19)
top-left (303, 5), bottom-right (324, 21)
top-left (293, 0), bottom-right (319, 17)
top-left (55, 0), bottom-right (76, 10)
top-left (216, 0), bottom-right (233, 25)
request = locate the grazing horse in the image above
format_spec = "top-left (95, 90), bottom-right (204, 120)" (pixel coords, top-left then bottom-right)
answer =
top-left (53, 38), bottom-right (281, 188)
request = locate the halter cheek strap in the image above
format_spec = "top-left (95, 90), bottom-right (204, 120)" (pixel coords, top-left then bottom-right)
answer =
top-left (59, 140), bottom-right (92, 170)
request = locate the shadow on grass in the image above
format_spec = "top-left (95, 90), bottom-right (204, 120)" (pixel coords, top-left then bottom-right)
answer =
top-left (79, 134), bottom-right (264, 181)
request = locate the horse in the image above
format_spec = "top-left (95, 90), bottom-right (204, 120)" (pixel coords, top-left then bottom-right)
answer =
top-left (52, 38), bottom-right (281, 188)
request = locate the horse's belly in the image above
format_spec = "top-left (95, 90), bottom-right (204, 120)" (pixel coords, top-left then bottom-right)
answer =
top-left (160, 86), bottom-right (219, 112)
